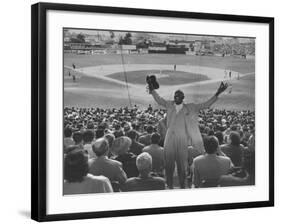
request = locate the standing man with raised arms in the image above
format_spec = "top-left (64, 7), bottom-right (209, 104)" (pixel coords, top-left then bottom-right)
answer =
top-left (146, 75), bottom-right (228, 189)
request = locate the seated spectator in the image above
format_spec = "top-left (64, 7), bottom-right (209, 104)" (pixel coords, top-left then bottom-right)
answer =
top-left (64, 127), bottom-right (74, 149)
top-left (83, 130), bottom-right (96, 159)
top-left (127, 130), bottom-right (144, 156)
top-left (111, 136), bottom-right (139, 178)
top-left (87, 121), bottom-right (95, 131)
top-left (72, 131), bottom-right (83, 149)
top-left (64, 149), bottom-right (113, 194)
top-left (192, 136), bottom-right (234, 188)
top-left (123, 152), bottom-right (166, 191)
top-left (215, 131), bottom-right (224, 145)
top-left (89, 138), bottom-right (127, 188)
top-left (143, 133), bottom-right (164, 176)
top-left (123, 122), bottom-right (132, 135)
top-left (239, 130), bottom-right (248, 147)
top-left (139, 125), bottom-right (154, 146)
top-left (221, 132), bottom-right (244, 166)
top-left (95, 129), bottom-right (104, 139)
top-left (219, 144), bottom-right (255, 186)
top-left (210, 131), bottom-right (226, 156)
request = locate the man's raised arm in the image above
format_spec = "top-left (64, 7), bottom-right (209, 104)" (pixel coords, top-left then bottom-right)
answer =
top-left (195, 82), bottom-right (228, 111)
top-left (151, 90), bottom-right (167, 108)
top-left (196, 95), bottom-right (218, 111)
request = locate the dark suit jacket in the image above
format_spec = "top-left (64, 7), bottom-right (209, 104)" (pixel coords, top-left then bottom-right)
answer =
top-left (129, 140), bottom-right (145, 156)
top-left (139, 134), bottom-right (152, 146)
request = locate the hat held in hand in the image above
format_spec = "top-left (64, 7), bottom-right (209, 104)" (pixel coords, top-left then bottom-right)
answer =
top-left (146, 74), bottom-right (159, 93)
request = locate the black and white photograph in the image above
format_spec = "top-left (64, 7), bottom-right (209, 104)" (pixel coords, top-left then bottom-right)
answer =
top-left (0, 0), bottom-right (279, 223)
top-left (63, 29), bottom-right (256, 194)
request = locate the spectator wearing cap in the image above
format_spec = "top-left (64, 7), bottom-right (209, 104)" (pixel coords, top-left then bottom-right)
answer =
top-left (192, 136), bottom-right (234, 188)
top-left (64, 127), bottom-right (74, 149)
top-left (122, 152), bottom-right (166, 191)
top-left (139, 125), bottom-right (154, 146)
top-left (64, 149), bottom-right (113, 194)
top-left (83, 130), bottom-right (96, 159)
top-left (221, 132), bottom-right (244, 167)
top-left (143, 133), bottom-right (164, 176)
top-left (127, 130), bottom-right (144, 156)
top-left (111, 136), bottom-right (139, 178)
top-left (89, 138), bottom-right (127, 187)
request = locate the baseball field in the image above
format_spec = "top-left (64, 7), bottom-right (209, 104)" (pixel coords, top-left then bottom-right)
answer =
top-left (64, 53), bottom-right (255, 111)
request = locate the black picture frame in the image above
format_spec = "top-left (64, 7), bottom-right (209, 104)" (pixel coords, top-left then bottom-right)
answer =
top-left (31, 2), bottom-right (274, 222)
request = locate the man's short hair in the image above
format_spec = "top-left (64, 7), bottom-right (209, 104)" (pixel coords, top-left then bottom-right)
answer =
top-left (64, 149), bottom-right (89, 182)
top-left (151, 132), bottom-right (161, 144)
top-left (174, 89), bottom-right (184, 96)
top-left (204, 136), bottom-right (219, 154)
top-left (87, 122), bottom-right (95, 129)
top-left (83, 130), bottom-right (94, 143)
top-left (92, 138), bottom-right (109, 157)
top-left (229, 131), bottom-right (240, 146)
top-left (73, 131), bottom-right (83, 144)
top-left (146, 125), bottom-right (154, 134)
top-left (64, 127), bottom-right (72, 138)
top-left (131, 123), bottom-right (140, 131)
top-left (208, 130), bottom-right (215, 136)
top-left (111, 136), bottom-right (132, 156)
top-left (215, 131), bottom-right (224, 145)
top-left (127, 130), bottom-right (137, 140)
top-left (95, 129), bottom-right (104, 139)
top-left (136, 152), bottom-right (152, 171)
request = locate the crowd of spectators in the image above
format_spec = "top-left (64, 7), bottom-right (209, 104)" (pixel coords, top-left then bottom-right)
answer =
top-left (63, 106), bottom-right (255, 194)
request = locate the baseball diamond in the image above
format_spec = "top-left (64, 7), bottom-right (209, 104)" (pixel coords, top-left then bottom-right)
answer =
top-left (64, 53), bottom-right (255, 110)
